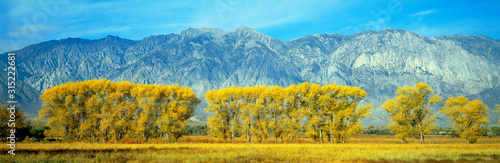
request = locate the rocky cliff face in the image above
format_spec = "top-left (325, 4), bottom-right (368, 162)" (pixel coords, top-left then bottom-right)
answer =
top-left (2, 27), bottom-right (499, 126)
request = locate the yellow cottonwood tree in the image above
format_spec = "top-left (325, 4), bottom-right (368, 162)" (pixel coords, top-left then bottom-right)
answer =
top-left (383, 82), bottom-right (440, 143)
top-left (252, 86), bottom-right (274, 142)
top-left (158, 85), bottom-right (200, 142)
top-left (39, 82), bottom-right (75, 141)
top-left (98, 81), bottom-right (137, 142)
top-left (205, 89), bottom-right (231, 141)
top-left (440, 96), bottom-right (489, 143)
top-left (329, 85), bottom-right (373, 143)
top-left (266, 86), bottom-right (285, 142)
top-left (307, 83), bottom-right (373, 143)
top-left (227, 87), bottom-right (243, 143)
top-left (132, 84), bottom-right (157, 140)
top-left (239, 86), bottom-right (265, 142)
top-left (303, 83), bottom-right (325, 142)
top-left (282, 84), bottom-right (303, 142)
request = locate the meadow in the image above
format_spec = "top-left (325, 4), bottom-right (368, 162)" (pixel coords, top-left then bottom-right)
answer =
top-left (1, 135), bottom-right (500, 162)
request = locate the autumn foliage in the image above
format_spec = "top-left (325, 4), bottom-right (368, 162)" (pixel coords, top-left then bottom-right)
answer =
top-left (205, 82), bottom-right (373, 143)
top-left (440, 96), bottom-right (489, 143)
top-left (38, 79), bottom-right (201, 142)
top-left (382, 82), bottom-right (441, 144)
top-left (36, 79), bottom-right (496, 145)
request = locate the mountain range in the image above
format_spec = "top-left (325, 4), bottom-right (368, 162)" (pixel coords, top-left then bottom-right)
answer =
top-left (1, 26), bottom-right (499, 126)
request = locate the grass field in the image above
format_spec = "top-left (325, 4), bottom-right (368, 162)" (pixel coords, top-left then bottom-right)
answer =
top-left (1, 135), bottom-right (500, 162)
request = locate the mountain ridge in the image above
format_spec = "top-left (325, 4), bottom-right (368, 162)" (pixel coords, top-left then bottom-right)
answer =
top-left (2, 27), bottom-right (499, 126)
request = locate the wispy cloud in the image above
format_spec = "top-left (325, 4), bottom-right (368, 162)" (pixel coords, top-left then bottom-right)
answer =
top-left (8, 24), bottom-right (57, 40)
top-left (6, 1), bottom-right (40, 18)
top-left (410, 9), bottom-right (438, 17)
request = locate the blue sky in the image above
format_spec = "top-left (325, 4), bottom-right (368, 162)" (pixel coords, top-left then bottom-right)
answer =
top-left (1, 0), bottom-right (499, 53)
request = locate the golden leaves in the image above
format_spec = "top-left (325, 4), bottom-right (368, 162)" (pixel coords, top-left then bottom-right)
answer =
top-left (383, 82), bottom-right (440, 143)
top-left (205, 82), bottom-right (372, 143)
top-left (39, 79), bottom-right (200, 142)
top-left (440, 96), bottom-right (489, 143)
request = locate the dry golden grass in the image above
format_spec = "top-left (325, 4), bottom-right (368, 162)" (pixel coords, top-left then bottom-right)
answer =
top-left (174, 134), bottom-right (500, 144)
top-left (1, 135), bottom-right (500, 162)
top-left (350, 135), bottom-right (500, 144)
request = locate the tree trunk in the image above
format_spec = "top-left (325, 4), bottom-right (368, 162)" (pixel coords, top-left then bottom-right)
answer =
top-left (231, 130), bottom-right (234, 143)
top-left (231, 115), bottom-right (236, 143)
top-left (91, 129), bottom-right (95, 143)
top-left (419, 124), bottom-right (424, 144)
top-left (330, 115), bottom-right (334, 143)
top-left (247, 124), bottom-right (251, 143)
top-left (222, 128), bottom-right (227, 140)
top-left (419, 130), bottom-right (424, 144)
top-left (319, 129), bottom-right (323, 143)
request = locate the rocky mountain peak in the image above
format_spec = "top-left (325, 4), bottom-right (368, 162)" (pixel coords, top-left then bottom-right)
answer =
top-left (380, 27), bottom-right (399, 32)
top-left (226, 26), bottom-right (262, 37)
top-left (180, 27), bottom-right (225, 38)
top-left (102, 35), bottom-right (122, 42)
top-left (234, 25), bottom-right (256, 32)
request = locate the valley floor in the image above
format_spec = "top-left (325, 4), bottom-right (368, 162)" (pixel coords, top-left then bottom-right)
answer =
top-left (1, 135), bottom-right (500, 162)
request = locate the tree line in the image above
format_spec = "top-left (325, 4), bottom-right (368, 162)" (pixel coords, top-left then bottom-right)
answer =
top-left (206, 82), bottom-right (500, 144)
top-left (205, 83), bottom-right (373, 143)
top-left (26, 80), bottom-right (500, 144)
top-left (38, 79), bottom-right (200, 142)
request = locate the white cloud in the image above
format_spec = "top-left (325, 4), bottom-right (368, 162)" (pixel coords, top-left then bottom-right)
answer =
top-left (410, 9), bottom-right (438, 17)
